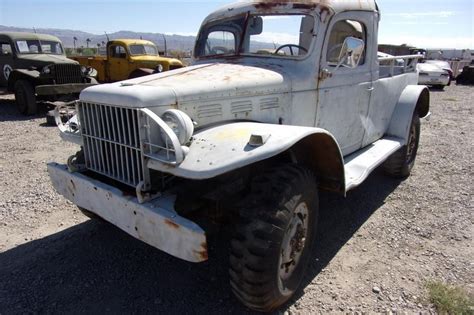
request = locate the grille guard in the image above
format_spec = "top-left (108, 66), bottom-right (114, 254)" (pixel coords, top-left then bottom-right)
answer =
top-left (55, 102), bottom-right (83, 146)
top-left (57, 102), bottom-right (189, 193)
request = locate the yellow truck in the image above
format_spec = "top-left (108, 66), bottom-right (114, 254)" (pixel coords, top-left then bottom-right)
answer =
top-left (71, 39), bottom-right (183, 82)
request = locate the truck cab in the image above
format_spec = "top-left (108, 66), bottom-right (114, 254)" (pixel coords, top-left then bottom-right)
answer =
top-left (0, 32), bottom-right (97, 115)
top-left (72, 39), bottom-right (184, 82)
top-left (49, 1), bottom-right (430, 311)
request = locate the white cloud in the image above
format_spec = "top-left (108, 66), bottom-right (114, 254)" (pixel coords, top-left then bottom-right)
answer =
top-left (251, 32), bottom-right (299, 45)
top-left (164, 32), bottom-right (197, 37)
top-left (385, 11), bottom-right (457, 19)
top-left (379, 35), bottom-right (474, 49)
top-left (262, 16), bottom-right (292, 21)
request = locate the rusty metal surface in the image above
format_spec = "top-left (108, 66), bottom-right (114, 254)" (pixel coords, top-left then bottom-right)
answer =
top-left (47, 163), bottom-right (208, 263)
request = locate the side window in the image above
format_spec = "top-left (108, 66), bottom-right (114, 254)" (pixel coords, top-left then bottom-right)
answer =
top-left (110, 45), bottom-right (127, 58)
top-left (326, 20), bottom-right (366, 66)
top-left (0, 42), bottom-right (13, 56)
top-left (205, 31), bottom-right (236, 56)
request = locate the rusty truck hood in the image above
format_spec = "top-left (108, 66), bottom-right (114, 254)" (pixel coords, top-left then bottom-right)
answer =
top-left (80, 63), bottom-right (291, 108)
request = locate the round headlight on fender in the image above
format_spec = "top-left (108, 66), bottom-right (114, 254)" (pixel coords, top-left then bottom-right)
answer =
top-left (42, 65), bottom-right (52, 74)
top-left (161, 109), bottom-right (194, 145)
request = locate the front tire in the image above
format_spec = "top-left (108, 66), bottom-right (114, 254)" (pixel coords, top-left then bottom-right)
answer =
top-left (383, 113), bottom-right (420, 178)
top-left (14, 80), bottom-right (37, 115)
top-left (229, 165), bottom-right (318, 312)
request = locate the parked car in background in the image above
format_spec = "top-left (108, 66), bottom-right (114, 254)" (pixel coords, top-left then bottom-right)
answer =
top-left (71, 39), bottom-right (184, 82)
top-left (0, 32), bottom-right (97, 115)
top-left (417, 63), bottom-right (450, 89)
top-left (424, 60), bottom-right (454, 84)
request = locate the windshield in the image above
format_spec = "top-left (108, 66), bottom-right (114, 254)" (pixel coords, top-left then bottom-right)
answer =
top-left (194, 14), bottom-right (315, 59)
top-left (129, 44), bottom-right (158, 56)
top-left (15, 40), bottom-right (64, 55)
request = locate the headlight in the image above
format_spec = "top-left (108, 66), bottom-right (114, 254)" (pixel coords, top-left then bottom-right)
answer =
top-left (42, 65), bottom-right (52, 74)
top-left (160, 109), bottom-right (194, 145)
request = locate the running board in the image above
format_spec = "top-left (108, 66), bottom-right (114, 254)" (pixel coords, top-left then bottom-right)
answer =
top-left (344, 137), bottom-right (404, 192)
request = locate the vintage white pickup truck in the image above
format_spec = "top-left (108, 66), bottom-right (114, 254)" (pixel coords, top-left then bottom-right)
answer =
top-left (48, 0), bottom-right (429, 311)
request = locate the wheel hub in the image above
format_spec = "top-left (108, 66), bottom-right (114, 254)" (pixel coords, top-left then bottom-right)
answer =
top-left (406, 123), bottom-right (417, 163)
top-left (279, 202), bottom-right (309, 281)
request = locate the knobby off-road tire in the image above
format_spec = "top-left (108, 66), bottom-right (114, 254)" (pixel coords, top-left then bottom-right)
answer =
top-left (383, 113), bottom-right (420, 178)
top-left (229, 164), bottom-right (319, 312)
top-left (14, 80), bottom-right (37, 115)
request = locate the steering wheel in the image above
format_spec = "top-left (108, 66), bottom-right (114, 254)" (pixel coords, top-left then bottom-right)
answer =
top-left (210, 46), bottom-right (229, 55)
top-left (274, 44), bottom-right (308, 56)
top-left (327, 43), bottom-right (344, 62)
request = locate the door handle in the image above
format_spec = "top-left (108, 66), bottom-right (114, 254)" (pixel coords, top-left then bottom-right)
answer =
top-left (366, 87), bottom-right (374, 91)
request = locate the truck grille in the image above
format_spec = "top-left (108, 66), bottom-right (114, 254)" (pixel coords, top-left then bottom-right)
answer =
top-left (78, 102), bottom-right (143, 187)
top-left (54, 64), bottom-right (83, 84)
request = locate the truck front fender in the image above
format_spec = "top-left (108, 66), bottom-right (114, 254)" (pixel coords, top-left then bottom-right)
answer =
top-left (386, 85), bottom-right (430, 144)
top-left (7, 69), bottom-right (40, 91)
top-left (148, 122), bottom-right (346, 193)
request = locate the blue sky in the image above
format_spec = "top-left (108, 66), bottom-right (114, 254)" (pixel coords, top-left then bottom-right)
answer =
top-left (0, 0), bottom-right (472, 49)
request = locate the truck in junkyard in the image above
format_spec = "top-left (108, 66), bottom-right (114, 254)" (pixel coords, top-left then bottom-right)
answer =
top-left (0, 32), bottom-right (97, 115)
top-left (71, 39), bottom-right (184, 82)
top-left (48, 0), bottom-right (430, 311)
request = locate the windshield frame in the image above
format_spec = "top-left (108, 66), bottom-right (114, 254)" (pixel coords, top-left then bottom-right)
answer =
top-left (128, 44), bottom-right (159, 56)
top-left (15, 39), bottom-right (64, 55)
top-left (194, 12), bottom-right (317, 61)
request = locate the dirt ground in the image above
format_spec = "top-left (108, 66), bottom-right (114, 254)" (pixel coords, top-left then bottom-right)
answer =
top-left (0, 85), bottom-right (472, 314)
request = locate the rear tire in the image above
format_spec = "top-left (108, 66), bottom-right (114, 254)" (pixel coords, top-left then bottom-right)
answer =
top-left (229, 164), bottom-right (318, 312)
top-left (14, 80), bottom-right (37, 115)
top-left (383, 113), bottom-right (420, 178)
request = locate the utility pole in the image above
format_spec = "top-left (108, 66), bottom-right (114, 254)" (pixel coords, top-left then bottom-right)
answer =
top-left (73, 36), bottom-right (77, 52)
top-left (161, 34), bottom-right (167, 56)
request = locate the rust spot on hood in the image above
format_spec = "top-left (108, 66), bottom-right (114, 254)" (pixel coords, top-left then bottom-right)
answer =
top-left (164, 219), bottom-right (180, 229)
top-left (254, 0), bottom-right (324, 11)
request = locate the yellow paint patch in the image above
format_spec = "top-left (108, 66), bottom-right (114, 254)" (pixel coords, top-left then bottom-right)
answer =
top-left (212, 127), bottom-right (251, 141)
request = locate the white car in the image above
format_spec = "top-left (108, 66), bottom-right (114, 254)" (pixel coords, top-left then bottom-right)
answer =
top-left (417, 63), bottom-right (450, 89)
top-left (425, 60), bottom-right (454, 84)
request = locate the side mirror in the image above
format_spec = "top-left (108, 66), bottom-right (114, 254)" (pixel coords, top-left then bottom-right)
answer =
top-left (336, 36), bottom-right (365, 69)
top-left (248, 16), bottom-right (263, 35)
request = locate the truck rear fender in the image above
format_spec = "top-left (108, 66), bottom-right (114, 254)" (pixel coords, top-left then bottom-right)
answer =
top-left (386, 85), bottom-right (430, 144)
top-left (7, 69), bottom-right (40, 91)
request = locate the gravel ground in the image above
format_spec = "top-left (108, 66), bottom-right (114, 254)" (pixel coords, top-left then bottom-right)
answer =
top-left (0, 85), bottom-right (472, 314)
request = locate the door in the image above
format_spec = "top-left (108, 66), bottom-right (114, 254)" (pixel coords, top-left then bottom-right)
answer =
top-left (0, 38), bottom-right (14, 87)
top-left (108, 44), bottom-right (130, 81)
top-left (316, 13), bottom-right (374, 156)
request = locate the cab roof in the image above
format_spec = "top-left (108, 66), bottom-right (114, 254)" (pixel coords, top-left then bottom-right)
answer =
top-left (0, 32), bottom-right (61, 42)
top-left (204, 0), bottom-right (378, 22)
top-left (107, 39), bottom-right (156, 47)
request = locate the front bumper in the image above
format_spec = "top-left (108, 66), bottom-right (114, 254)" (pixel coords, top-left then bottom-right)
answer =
top-left (36, 83), bottom-right (97, 96)
top-left (47, 163), bottom-right (208, 262)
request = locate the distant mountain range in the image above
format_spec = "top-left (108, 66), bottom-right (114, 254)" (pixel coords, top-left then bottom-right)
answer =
top-left (0, 25), bottom-right (274, 52)
top-left (0, 25), bottom-right (199, 52)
